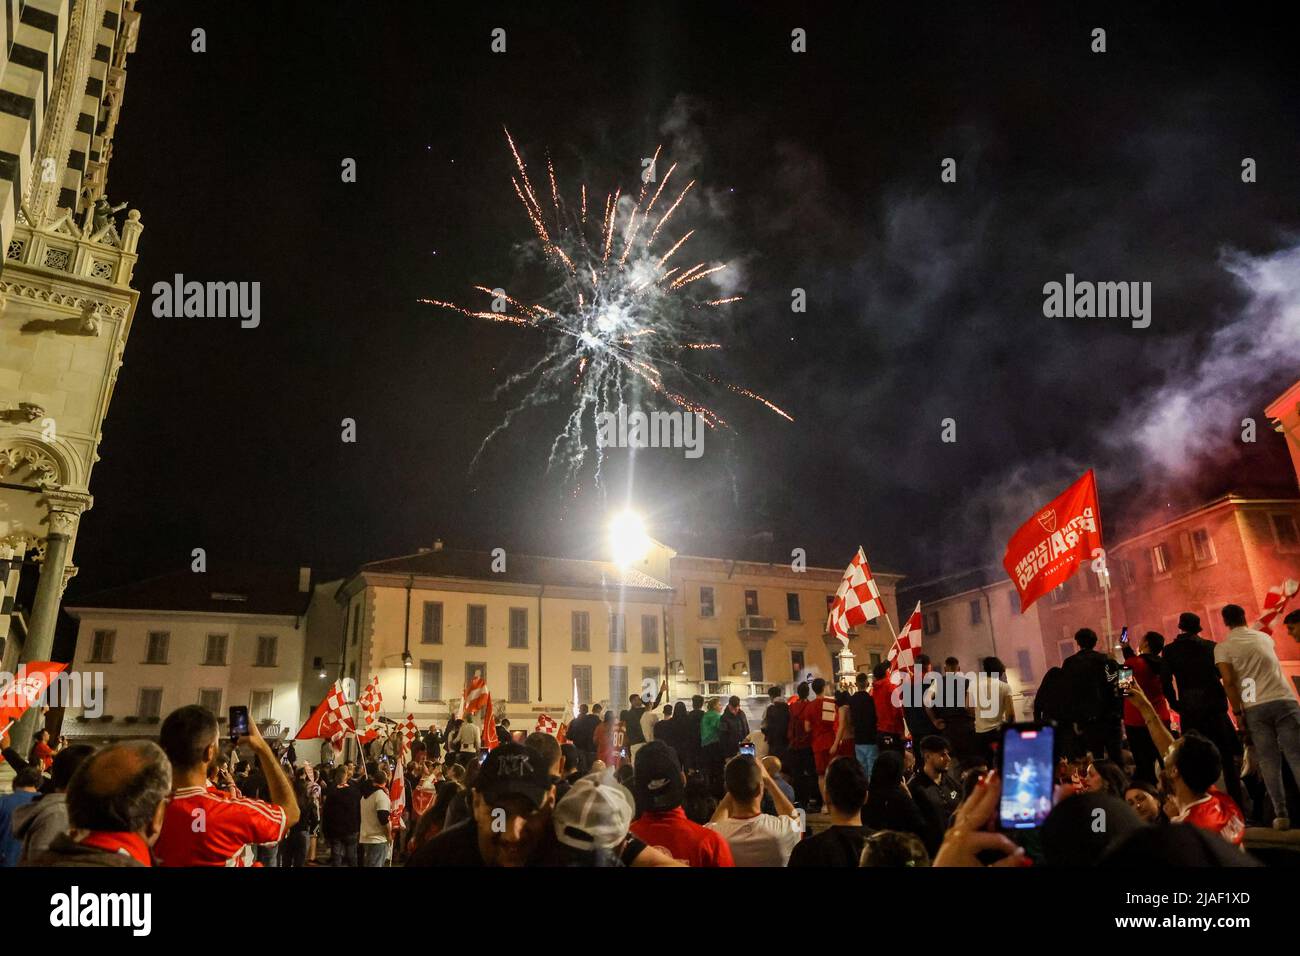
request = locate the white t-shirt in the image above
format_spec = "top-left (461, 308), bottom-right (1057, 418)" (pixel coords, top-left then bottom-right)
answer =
top-left (973, 678), bottom-right (1011, 734)
top-left (1214, 627), bottom-right (1294, 709)
top-left (360, 788), bottom-right (392, 844)
top-left (640, 709), bottom-right (660, 743)
top-left (706, 813), bottom-right (801, 867)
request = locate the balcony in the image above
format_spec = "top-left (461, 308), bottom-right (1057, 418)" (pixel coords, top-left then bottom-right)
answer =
top-left (737, 615), bottom-right (776, 634)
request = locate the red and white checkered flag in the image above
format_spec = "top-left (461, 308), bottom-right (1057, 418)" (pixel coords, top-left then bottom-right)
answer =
top-left (534, 713), bottom-right (559, 736)
top-left (400, 713), bottom-right (418, 752)
top-left (319, 680), bottom-right (355, 753)
top-left (826, 546), bottom-right (888, 646)
top-left (358, 676), bottom-right (383, 743)
top-left (888, 602), bottom-right (923, 674)
top-left (388, 745), bottom-right (406, 836)
top-left (1255, 579), bottom-right (1298, 634)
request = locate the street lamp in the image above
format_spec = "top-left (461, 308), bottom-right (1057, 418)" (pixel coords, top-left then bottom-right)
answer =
top-left (731, 661), bottom-right (749, 677)
top-left (669, 659), bottom-right (685, 676)
top-left (401, 651), bottom-right (413, 668)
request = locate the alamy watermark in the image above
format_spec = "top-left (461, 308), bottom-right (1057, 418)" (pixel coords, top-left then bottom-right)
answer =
top-left (889, 668), bottom-right (1008, 719)
top-left (1042, 273), bottom-right (1150, 329)
top-left (151, 273), bottom-right (261, 328)
top-left (595, 404), bottom-right (704, 459)
top-left (0, 667), bottom-right (105, 718)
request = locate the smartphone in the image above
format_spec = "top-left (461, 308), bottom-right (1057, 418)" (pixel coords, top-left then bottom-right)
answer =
top-left (1118, 667), bottom-right (1135, 694)
top-left (739, 742), bottom-right (756, 757)
top-left (998, 723), bottom-right (1056, 831)
top-left (1119, 626), bottom-right (1129, 644)
top-left (477, 751), bottom-right (488, 766)
top-left (228, 706), bottom-right (249, 741)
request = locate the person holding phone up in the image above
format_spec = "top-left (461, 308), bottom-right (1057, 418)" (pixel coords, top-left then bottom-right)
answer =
top-left (152, 705), bottom-right (300, 866)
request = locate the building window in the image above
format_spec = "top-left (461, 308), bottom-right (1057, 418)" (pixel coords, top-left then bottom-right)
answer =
top-left (145, 632), bottom-right (169, 664)
top-left (508, 663), bottom-right (529, 702)
top-left (571, 611), bottom-right (590, 651)
top-left (744, 590), bottom-right (759, 615)
top-left (421, 602), bottom-right (443, 644)
top-left (609, 666), bottom-right (628, 708)
top-left (203, 634), bottom-right (228, 666)
top-left (869, 652), bottom-right (882, 669)
top-left (1008, 589), bottom-right (1020, 612)
top-left (1050, 583), bottom-right (1069, 605)
top-left (701, 647), bottom-right (719, 683)
top-left (922, 611), bottom-right (941, 635)
top-left (786, 593), bottom-right (801, 621)
top-left (465, 662), bottom-right (487, 689)
top-left (1150, 543), bottom-right (1171, 576)
top-left (138, 688), bottom-right (163, 719)
top-left (790, 649), bottom-right (805, 682)
top-left (573, 665), bottom-right (593, 705)
top-left (642, 667), bottom-right (661, 696)
top-left (1016, 649), bottom-right (1035, 683)
top-left (89, 630), bottom-right (115, 663)
top-left (699, 587), bottom-right (715, 618)
top-left (641, 614), bottom-right (658, 654)
top-left (1190, 528), bottom-right (1215, 564)
top-left (609, 613), bottom-right (626, 653)
top-left (1120, 559), bottom-right (1137, 587)
top-left (420, 661), bottom-right (442, 702)
top-left (509, 608), bottom-right (528, 649)
top-left (1269, 513), bottom-right (1300, 552)
top-left (970, 600), bottom-right (982, 625)
top-left (198, 688), bottom-right (222, 713)
top-left (467, 605), bottom-right (487, 646)
top-left (1057, 639), bottom-right (1075, 666)
top-left (255, 635), bottom-right (277, 667)
top-left (824, 595), bottom-right (835, 628)
top-left (250, 690), bottom-right (273, 722)
top-left (747, 649), bottom-right (764, 683)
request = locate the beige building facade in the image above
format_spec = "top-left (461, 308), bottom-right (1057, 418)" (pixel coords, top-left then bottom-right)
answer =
top-left (334, 545), bottom-right (673, 729)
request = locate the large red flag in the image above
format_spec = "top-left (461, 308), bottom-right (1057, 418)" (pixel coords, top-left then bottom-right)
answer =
top-left (0, 661), bottom-right (68, 738)
top-left (1003, 470), bottom-right (1103, 613)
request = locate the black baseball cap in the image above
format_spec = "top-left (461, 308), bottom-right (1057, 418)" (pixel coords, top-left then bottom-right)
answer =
top-left (633, 741), bottom-right (685, 811)
top-left (474, 743), bottom-right (553, 808)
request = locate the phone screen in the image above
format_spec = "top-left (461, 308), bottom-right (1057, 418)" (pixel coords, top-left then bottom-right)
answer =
top-left (739, 742), bottom-right (756, 757)
top-left (999, 725), bottom-right (1055, 830)
top-left (1118, 667), bottom-right (1135, 693)
top-left (1119, 626), bottom-right (1129, 644)
top-left (229, 706), bottom-right (249, 740)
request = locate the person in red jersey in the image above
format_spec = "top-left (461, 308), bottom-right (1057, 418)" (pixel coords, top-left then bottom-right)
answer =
top-left (629, 742), bottom-right (734, 867)
top-left (871, 661), bottom-right (906, 752)
top-left (154, 705), bottom-right (300, 866)
top-left (806, 678), bottom-right (839, 803)
top-left (1127, 681), bottom-right (1244, 847)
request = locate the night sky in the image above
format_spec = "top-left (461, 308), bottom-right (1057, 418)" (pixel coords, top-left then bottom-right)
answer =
top-left (67, 2), bottom-right (1299, 604)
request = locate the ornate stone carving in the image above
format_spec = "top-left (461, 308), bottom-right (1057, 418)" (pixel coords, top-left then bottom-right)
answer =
top-left (0, 445), bottom-right (60, 487)
top-left (46, 509), bottom-right (80, 536)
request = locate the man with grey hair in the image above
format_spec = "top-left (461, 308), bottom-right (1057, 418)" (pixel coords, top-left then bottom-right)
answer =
top-left (25, 741), bottom-right (172, 867)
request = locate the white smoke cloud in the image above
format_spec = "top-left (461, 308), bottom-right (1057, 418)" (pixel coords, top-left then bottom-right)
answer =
top-left (1106, 241), bottom-right (1300, 476)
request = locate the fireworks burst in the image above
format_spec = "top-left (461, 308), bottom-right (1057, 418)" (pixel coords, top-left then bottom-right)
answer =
top-left (421, 127), bottom-right (792, 485)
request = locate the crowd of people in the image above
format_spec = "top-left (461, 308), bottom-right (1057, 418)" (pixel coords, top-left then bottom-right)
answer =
top-left (1, 605), bottom-right (1297, 868)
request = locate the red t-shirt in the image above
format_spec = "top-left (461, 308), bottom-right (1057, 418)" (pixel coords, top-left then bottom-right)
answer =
top-left (787, 699), bottom-right (811, 749)
top-left (629, 807), bottom-right (735, 867)
top-left (154, 785), bottom-right (287, 866)
top-left (1176, 788), bottom-right (1245, 846)
top-left (1122, 656), bottom-right (1171, 727)
top-left (32, 741), bottom-right (54, 771)
top-left (808, 695), bottom-right (839, 753)
top-left (873, 680), bottom-right (904, 735)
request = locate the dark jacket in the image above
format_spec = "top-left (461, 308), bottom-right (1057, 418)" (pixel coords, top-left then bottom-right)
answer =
top-left (862, 789), bottom-right (934, 854)
top-left (1162, 633), bottom-right (1228, 715)
top-left (12, 792), bottom-right (68, 863)
top-left (762, 701), bottom-right (790, 756)
top-left (567, 714), bottom-right (599, 753)
top-left (1060, 649), bottom-right (1121, 724)
top-left (681, 709), bottom-right (705, 757)
top-left (718, 708), bottom-right (750, 758)
top-left (322, 781), bottom-right (362, 838)
top-left (24, 833), bottom-right (147, 868)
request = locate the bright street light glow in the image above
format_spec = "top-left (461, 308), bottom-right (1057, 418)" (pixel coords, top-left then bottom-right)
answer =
top-left (609, 511), bottom-right (650, 566)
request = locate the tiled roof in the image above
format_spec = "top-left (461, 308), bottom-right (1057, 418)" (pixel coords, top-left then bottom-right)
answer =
top-left (66, 568), bottom-right (313, 616)
top-left (360, 548), bottom-right (670, 591)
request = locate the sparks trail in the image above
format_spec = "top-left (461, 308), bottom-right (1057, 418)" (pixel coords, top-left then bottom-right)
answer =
top-left (424, 127), bottom-right (793, 484)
